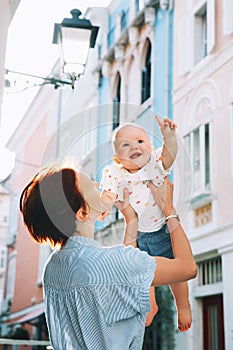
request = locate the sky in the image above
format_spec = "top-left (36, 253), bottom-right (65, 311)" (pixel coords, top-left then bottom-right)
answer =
top-left (0, 0), bottom-right (111, 181)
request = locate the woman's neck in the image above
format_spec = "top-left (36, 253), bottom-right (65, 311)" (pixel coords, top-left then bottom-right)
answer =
top-left (73, 220), bottom-right (95, 239)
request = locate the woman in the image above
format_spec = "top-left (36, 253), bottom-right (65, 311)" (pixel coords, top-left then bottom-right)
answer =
top-left (20, 164), bottom-right (197, 350)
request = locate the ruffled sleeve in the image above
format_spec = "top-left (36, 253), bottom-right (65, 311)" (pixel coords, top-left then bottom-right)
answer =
top-left (100, 164), bottom-right (120, 196)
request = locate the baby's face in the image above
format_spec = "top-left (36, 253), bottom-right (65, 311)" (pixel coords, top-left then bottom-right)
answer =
top-left (115, 126), bottom-right (152, 173)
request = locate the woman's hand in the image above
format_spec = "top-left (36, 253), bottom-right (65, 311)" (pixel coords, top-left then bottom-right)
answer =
top-left (115, 188), bottom-right (138, 224)
top-left (148, 177), bottom-right (175, 217)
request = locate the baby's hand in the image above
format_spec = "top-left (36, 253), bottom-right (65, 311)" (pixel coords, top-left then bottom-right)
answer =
top-left (155, 115), bottom-right (177, 139)
top-left (115, 188), bottom-right (137, 223)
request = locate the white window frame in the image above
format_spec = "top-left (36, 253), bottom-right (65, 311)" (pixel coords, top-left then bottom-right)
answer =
top-left (194, 3), bottom-right (208, 65)
top-left (207, 0), bottom-right (215, 53)
top-left (177, 0), bottom-right (215, 75)
top-left (184, 123), bottom-right (211, 201)
top-left (193, 0), bottom-right (215, 65)
top-left (222, 0), bottom-right (233, 36)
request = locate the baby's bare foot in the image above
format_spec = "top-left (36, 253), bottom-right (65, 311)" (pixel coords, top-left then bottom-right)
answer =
top-left (145, 304), bottom-right (159, 327)
top-left (177, 304), bottom-right (192, 332)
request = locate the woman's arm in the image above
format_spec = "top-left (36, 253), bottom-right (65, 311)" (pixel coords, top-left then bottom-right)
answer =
top-left (115, 188), bottom-right (138, 247)
top-left (149, 178), bottom-right (197, 286)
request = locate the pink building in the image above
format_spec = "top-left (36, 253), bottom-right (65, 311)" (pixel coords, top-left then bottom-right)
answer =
top-left (0, 85), bottom-right (60, 344)
top-left (173, 0), bottom-right (233, 349)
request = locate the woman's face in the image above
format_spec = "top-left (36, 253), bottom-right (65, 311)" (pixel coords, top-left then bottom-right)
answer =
top-left (77, 172), bottom-right (107, 215)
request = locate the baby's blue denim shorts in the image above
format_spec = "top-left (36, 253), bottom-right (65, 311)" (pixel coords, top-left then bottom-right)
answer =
top-left (137, 224), bottom-right (174, 258)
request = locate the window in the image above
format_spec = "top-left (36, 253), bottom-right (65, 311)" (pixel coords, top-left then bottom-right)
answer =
top-left (194, 202), bottom-right (212, 227)
top-left (194, 0), bottom-right (215, 65)
top-left (141, 40), bottom-right (151, 104)
top-left (203, 295), bottom-right (225, 350)
top-left (178, 0), bottom-right (215, 74)
top-left (113, 74), bottom-right (121, 130)
top-left (194, 4), bottom-right (207, 64)
top-left (184, 123), bottom-right (210, 199)
top-left (197, 258), bottom-right (225, 349)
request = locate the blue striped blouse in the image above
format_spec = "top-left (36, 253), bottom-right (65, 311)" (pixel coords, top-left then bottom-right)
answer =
top-left (43, 236), bottom-right (156, 350)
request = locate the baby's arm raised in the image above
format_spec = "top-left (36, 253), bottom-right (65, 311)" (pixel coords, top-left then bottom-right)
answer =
top-left (155, 115), bottom-right (178, 170)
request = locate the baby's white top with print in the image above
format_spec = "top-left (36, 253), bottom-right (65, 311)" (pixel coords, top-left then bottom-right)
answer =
top-left (100, 148), bottom-right (167, 232)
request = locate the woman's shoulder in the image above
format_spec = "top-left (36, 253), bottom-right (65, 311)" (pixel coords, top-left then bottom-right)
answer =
top-left (105, 244), bottom-right (155, 268)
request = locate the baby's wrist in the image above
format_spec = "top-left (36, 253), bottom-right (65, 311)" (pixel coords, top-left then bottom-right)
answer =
top-left (163, 134), bottom-right (176, 141)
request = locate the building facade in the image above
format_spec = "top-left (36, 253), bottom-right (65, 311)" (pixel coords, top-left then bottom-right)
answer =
top-left (0, 0), bottom-right (21, 340)
top-left (1, 0), bottom-right (232, 349)
top-left (173, 0), bottom-right (233, 349)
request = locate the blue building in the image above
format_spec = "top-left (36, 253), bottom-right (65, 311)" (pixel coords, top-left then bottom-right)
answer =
top-left (91, 0), bottom-right (174, 229)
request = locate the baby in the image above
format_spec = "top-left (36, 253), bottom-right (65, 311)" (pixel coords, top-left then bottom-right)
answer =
top-left (100, 116), bottom-right (192, 332)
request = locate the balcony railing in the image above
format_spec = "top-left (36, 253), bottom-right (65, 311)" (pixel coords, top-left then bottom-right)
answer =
top-left (0, 338), bottom-right (51, 349)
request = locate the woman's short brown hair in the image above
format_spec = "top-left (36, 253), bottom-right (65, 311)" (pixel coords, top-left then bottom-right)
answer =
top-left (20, 166), bottom-right (86, 248)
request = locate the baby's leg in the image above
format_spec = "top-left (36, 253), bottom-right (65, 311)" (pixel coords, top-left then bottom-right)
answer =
top-left (146, 286), bottom-right (159, 327)
top-left (169, 281), bottom-right (192, 332)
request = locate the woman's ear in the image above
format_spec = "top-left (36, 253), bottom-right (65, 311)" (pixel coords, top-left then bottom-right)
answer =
top-left (76, 208), bottom-right (88, 221)
top-left (113, 154), bottom-right (121, 164)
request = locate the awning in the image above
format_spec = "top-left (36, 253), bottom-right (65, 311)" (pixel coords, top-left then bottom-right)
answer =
top-left (5, 305), bottom-right (44, 325)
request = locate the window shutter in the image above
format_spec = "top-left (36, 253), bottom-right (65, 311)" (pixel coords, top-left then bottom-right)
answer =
top-left (222, 0), bottom-right (233, 35)
top-left (207, 0), bottom-right (215, 54)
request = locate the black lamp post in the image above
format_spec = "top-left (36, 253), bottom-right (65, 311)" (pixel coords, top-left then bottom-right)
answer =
top-left (53, 9), bottom-right (99, 89)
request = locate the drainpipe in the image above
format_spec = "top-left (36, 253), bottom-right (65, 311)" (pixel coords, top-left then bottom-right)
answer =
top-left (163, 1), bottom-right (173, 117)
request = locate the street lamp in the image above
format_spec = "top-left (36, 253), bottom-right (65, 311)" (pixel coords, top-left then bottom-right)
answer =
top-left (53, 9), bottom-right (99, 89)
